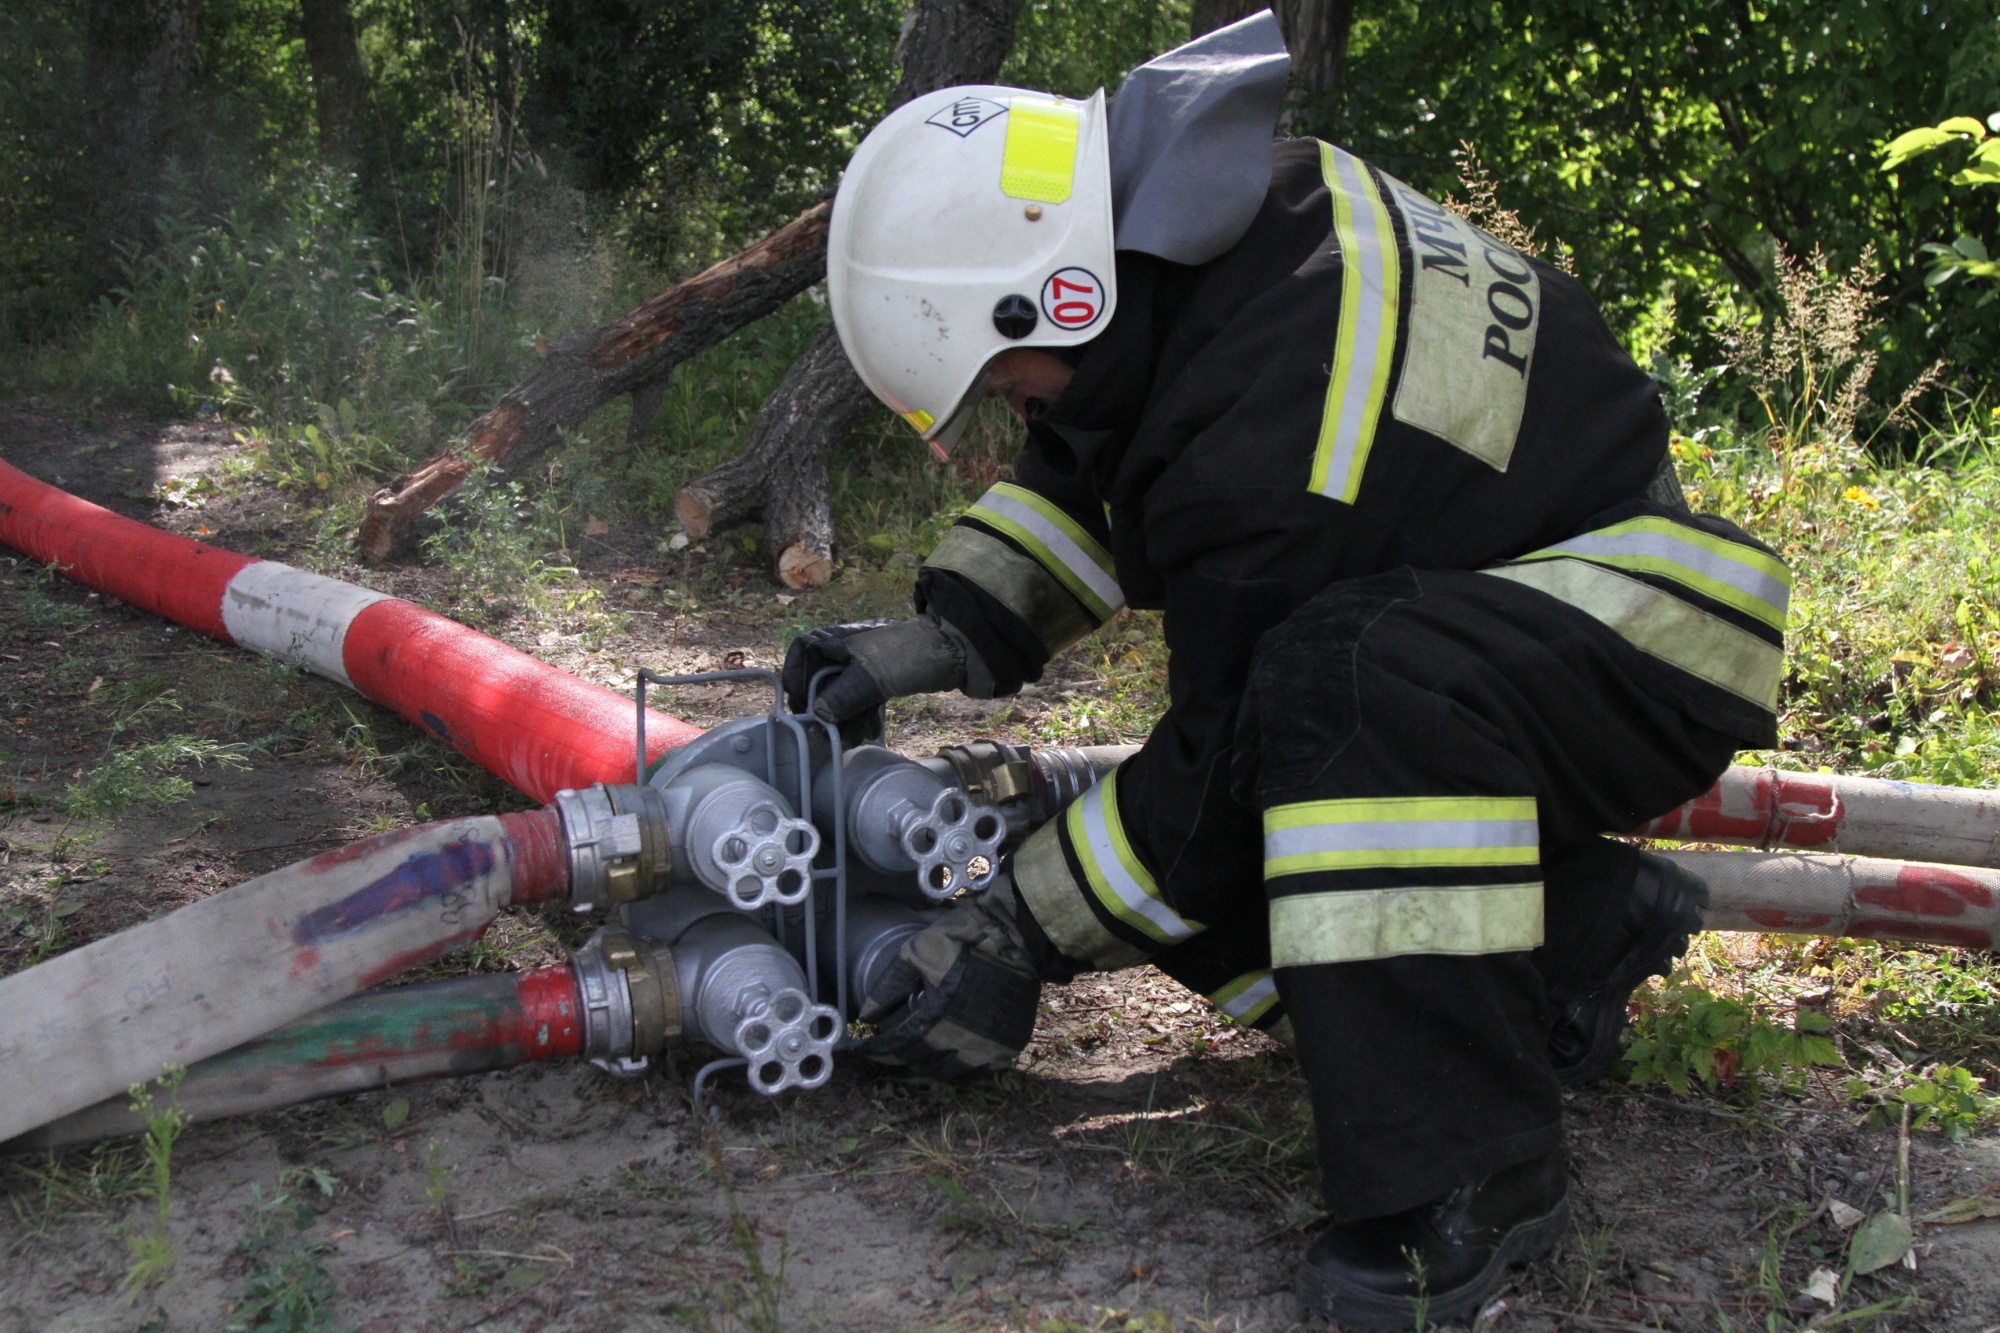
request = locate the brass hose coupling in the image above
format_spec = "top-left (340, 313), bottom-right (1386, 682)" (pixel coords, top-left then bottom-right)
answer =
top-left (936, 740), bottom-right (1139, 833)
top-left (571, 926), bottom-right (681, 1077)
top-left (553, 783), bottom-right (675, 912)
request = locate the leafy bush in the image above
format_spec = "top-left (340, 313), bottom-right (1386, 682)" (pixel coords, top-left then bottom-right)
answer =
top-left (1882, 113), bottom-right (2000, 292)
top-left (1624, 978), bottom-right (1843, 1098)
top-left (1848, 1064), bottom-right (2000, 1140)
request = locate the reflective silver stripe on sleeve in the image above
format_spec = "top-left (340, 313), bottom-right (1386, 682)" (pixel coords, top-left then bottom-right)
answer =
top-left (966, 483), bottom-right (1124, 624)
top-left (1010, 818), bottom-right (1148, 973)
top-left (1209, 969), bottom-right (1279, 1026)
top-left (1067, 770), bottom-right (1204, 946)
top-left (923, 523), bottom-right (1100, 657)
top-left (1481, 558), bottom-right (1783, 711)
top-left (1269, 883), bottom-right (1544, 966)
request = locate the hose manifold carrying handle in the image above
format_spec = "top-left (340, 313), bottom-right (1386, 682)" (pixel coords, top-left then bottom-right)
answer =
top-left (555, 783), bottom-right (675, 912)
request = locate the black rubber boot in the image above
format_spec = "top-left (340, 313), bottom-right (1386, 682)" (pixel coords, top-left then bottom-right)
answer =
top-left (1297, 1151), bottom-right (1570, 1330)
top-left (1546, 851), bottom-right (1709, 1087)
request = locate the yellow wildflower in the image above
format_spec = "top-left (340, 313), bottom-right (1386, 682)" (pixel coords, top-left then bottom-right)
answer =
top-left (1842, 485), bottom-right (1880, 510)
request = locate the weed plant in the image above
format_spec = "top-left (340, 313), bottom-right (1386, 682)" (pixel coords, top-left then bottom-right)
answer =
top-left (121, 1068), bottom-right (188, 1298)
top-left (224, 1168), bottom-right (339, 1333)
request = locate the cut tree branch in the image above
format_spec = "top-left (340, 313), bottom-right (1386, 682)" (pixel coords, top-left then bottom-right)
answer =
top-left (355, 198), bottom-right (832, 563)
top-left (358, 0), bottom-right (1025, 580)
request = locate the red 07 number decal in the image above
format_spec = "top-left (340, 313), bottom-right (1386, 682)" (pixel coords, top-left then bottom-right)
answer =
top-left (1040, 267), bottom-right (1104, 331)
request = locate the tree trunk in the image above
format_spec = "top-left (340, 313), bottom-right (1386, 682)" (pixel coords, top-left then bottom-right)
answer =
top-left (299, 0), bottom-right (368, 160)
top-left (670, 0), bottom-right (1025, 587)
top-left (1277, 0), bottom-right (1356, 103)
top-left (675, 324), bottom-right (878, 588)
top-left (355, 199), bottom-right (833, 563)
top-left (1189, 0), bottom-right (1267, 39)
top-left (84, 0), bottom-right (201, 270)
top-left (1189, 0), bottom-right (1357, 112)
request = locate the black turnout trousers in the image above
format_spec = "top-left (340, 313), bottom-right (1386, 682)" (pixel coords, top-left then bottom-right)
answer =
top-left (1132, 566), bottom-right (1736, 1219)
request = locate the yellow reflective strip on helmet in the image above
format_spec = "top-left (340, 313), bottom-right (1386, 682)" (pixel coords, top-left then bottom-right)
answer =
top-left (1263, 796), bottom-right (1540, 879)
top-left (1066, 769), bottom-right (1204, 945)
top-left (902, 409), bottom-right (936, 434)
top-left (1208, 969), bottom-right (1279, 1026)
top-left (1000, 98), bottom-right (1080, 203)
top-left (1311, 143), bottom-right (1401, 504)
top-left (1521, 517), bottom-right (1791, 631)
top-left (966, 482), bottom-right (1124, 623)
top-left (1269, 882), bottom-right (1545, 966)
top-left (1483, 558), bottom-right (1783, 710)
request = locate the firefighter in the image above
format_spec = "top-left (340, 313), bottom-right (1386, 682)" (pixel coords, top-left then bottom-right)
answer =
top-left (784, 14), bottom-right (1786, 1328)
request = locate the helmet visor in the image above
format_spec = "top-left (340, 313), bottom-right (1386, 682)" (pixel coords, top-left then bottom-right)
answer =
top-left (922, 370), bottom-right (989, 460)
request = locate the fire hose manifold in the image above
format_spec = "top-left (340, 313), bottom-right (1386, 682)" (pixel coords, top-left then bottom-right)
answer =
top-left (0, 662), bottom-right (1131, 1145)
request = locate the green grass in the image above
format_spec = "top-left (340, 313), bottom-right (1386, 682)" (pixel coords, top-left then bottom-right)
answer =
top-left (62, 734), bottom-right (254, 819)
top-left (3, 1141), bottom-right (150, 1247)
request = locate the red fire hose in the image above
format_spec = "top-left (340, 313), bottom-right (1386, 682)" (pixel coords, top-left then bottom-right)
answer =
top-left (0, 808), bottom-right (570, 1142)
top-left (0, 458), bottom-right (699, 801)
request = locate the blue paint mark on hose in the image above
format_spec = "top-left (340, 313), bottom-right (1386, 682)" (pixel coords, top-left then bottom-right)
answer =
top-left (292, 840), bottom-right (496, 946)
top-left (420, 710), bottom-right (453, 741)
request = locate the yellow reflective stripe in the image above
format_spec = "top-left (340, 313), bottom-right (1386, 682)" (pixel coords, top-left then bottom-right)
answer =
top-left (1001, 98), bottom-right (1079, 203)
top-left (1311, 143), bottom-right (1401, 504)
top-left (966, 482), bottom-right (1124, 623)
top-left (902, 409), bottom-right (935, 434)
top-left (1270, 883), bottom-right (1544, 966)
top-left (923, 524), bottom-right (1100, 656)
top-left (1066, 769), bottom-right (1204, 945)
top-left (1522, 517), bottom-right (1791, 631)
top-left (1011, 818), bottom-right (1148, 972)
top-left (1209, 969), bottom-right (1279, 1026)
top-left (1483, 558), bottom-right (1783, 710)
top-left (1263, 796), bottom-right (1539, 879)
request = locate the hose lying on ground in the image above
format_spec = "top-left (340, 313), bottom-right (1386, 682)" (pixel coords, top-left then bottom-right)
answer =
top-left (1636, 765), bottom-right (2000, 867)
top-left (0, 810), bottom-right (566, 1143)
top-left (8, 965), bottom-right (584, 1150)
top-left (0, 458), bottom-right (700, 802)
top-left (1667, 848), bottom-right (2000, 950)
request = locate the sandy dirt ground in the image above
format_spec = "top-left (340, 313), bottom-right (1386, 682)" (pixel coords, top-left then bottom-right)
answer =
top-left (2, 409), bottom-right (1998, 1332)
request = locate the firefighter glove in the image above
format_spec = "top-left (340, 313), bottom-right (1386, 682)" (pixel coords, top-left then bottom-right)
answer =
top-left (782, 615), bottom-right (987, 742)
top-left (859, 873), bottom-right (1041, 1081)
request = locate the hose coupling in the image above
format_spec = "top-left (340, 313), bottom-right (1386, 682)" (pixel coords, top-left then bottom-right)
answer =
top-left (936, 740), bottom-right (1034, 811)
top-left (937, 741), bottom-right (1137, 832)
top-left (571, 926), bottom-right (681, 1077)
top-left (554, 783), bottom-right (674, 912)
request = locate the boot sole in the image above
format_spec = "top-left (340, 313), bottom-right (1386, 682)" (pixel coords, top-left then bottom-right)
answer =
top-left (1296, 1196), bottom-right (1571, 1331)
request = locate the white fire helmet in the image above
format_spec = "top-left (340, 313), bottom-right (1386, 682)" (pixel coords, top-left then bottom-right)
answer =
top-left (828, 85), bottom-right (1115, 458)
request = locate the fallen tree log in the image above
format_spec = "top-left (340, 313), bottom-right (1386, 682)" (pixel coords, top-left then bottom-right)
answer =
top-left (356, 0), bottom-right (1026, 577)
top-left (355, 199), bottom-right (833, 563)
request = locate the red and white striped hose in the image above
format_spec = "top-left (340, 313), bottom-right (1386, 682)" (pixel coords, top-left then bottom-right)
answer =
top-left (0, 459), bottom-right (699, 802)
